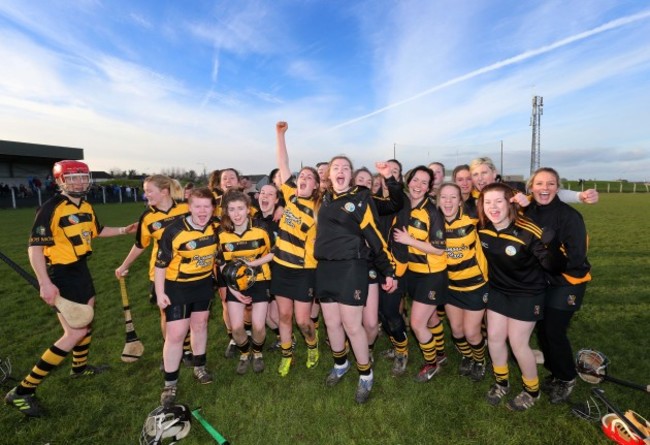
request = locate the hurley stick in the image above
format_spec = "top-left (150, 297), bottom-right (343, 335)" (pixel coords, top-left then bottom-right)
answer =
top-left (192, 408), bottom-right (230, 445)
top-left (119, 277), bottom-right (144, 362)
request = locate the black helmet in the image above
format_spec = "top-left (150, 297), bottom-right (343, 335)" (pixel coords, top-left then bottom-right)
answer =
top-left (222, 259), bottom-right (256, 291)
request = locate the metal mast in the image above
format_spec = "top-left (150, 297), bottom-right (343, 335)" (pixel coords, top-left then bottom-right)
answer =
top-left (530, 96), bottom-right (543, 176)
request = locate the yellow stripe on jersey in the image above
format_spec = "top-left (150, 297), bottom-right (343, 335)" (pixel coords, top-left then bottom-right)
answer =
top-left (217, 223), bottom-right (272, 281)
top-left (156, 218), bottom-right (217, 282)
top-left (273, 181), bottom-right (317, 269)
top-left (136, 202), bottom-right (189, 280)
top-left (444, 209), bottom-right (488, 291)
top-left (406, 198), bottom-right (446, 273)
top-left (29, 195), bottom-right (101, 265)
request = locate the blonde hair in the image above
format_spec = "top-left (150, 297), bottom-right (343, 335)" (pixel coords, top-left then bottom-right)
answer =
top-left (144, 174), bottom-right (183, 201)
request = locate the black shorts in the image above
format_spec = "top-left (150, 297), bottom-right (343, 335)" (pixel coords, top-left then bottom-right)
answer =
top-left (47, 259), bottom-right (96, 304)
top-left (164, 299), bottom-right (212, 322)
top-left (368, 263), bottom-right (379, 285)
top-left (487, 287), bottom-right (544, 322)
top-left (165, 276), bottom-right (214, 305)
top-left (270, 262), bottom-right (315, 302)
top-left (446, 283), bottom-right (489, 311)
top-left (226, 280), bottom-right (271, 304)
top-left (404, 269), bottom-right (448, 306)
top-left (316, 259), bottom-right (368, 307)
top-left (545, 283), bottom-right (587, 311)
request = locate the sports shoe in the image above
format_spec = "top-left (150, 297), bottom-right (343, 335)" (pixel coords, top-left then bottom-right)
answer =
top-left (278, 356), bottom-right (294, 377)
top-left (182, 352), bottom-right (194, 367)
top-left (470, 360), bottom-right (487, 382)
top-left (224, 340), bottom-right (237, 359)
top-left (507, 390), bottom-right (540, 411)
top-left (414, 363), bottom-right (440, 383)
top-left (5, 387), bottom-right (44, 417)
top-left (391, 352), bottom-right (408, 377)
top-left (306, 347), bottom-right (320, 369)
top-left (541, 375), bottom-right (558, 394)
top-left (236, 354), bottom-right (251, 375)
top-left (459, 356), bottom-right (473, 376)
top-left (325, 361), bottom-right (351, 387)
top-left (486, 382), bottom-right (510, 406)
top-left (549, 378), bottom-right (576, 404)
top-left (381, 348), bottom-right (396, 360)
top-left (267, 339), bottom-right (282, 352)
top-left (193, 366), bottom-right (213, 384)
top-left (252, 354), bottom-right (265, 373)
top-left (160, 385), bottom-right (177, 408)
top-left (355, 376), bottom-right (373, 404)
top-left (70, 364), bottom-right (109, 378)
top-left (436, 353), bottom-right (448, 366)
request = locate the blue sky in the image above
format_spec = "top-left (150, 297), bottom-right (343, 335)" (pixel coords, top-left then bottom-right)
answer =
top-left (1, 0), bottom-right (649, 181)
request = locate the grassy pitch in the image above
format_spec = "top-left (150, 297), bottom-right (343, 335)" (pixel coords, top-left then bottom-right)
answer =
top-left (0, 195), bottom-right (648, 445)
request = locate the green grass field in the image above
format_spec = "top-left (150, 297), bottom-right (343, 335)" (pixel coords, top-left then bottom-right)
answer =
top-left (0, 195), bottom-right (648, 445)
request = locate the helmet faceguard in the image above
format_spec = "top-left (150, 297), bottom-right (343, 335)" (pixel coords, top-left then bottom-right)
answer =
top-left (53, 160), bottom-right (91, 198)
top-left (222, 259), bottom-right (257, 292)
top-left (140, 404), bottom-right (192, 445)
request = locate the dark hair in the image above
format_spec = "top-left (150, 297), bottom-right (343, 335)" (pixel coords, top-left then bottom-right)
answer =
top-left (477, 183), bottom-right (518, 228)
top-left (387, 158), bottom-right (403, 182)
top-left (353, 167), bottom-right (373, 187)
top-left (527, 167), bottom-right (560, 191)
top-left (298, 166), bottom-right (321, 201)
top-left (208, 170), bottom-right (221, 191)
top-left (220, 189), bottom-right (251, 232)
top-left (452, 164), bottom-right (470, 181)
top-left (405, 165), bottom-right (434, 193)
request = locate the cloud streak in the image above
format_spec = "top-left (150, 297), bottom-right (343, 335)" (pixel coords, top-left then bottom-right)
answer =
top-left (330, 9), bottom-right (650, 130)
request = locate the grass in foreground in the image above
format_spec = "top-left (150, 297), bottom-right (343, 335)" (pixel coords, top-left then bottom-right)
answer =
top-left (0, 196), bottom-right (648, 445)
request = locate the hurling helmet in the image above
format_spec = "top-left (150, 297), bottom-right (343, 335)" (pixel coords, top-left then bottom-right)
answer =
top-left (576, 349), bottom-right (609, 384)
top-left (53, 160), bottom-right (91, 198)
top-left (140, 404), bottom-right (192, 445)
top-left (222, 259), bottom-right (256, 292)
top-left (0, 356), bottom-right (11, 386)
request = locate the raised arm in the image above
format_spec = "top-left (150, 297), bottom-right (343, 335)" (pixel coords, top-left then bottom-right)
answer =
top-left (276, 121), bottom-right (292, 184)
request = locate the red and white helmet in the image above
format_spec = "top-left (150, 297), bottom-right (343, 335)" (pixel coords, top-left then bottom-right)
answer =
top-left (53, 160), bottom-right (91, 197)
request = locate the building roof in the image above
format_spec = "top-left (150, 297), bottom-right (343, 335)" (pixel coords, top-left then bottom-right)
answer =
top-left (0, 140), bottom-right (84, 162)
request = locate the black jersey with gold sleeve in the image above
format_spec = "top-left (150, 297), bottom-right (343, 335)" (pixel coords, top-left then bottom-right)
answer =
top-left (135, 202), bottom-right (189, 280)
top-left (478, 216), bottom-right (566, 298)
top-left (406, 196), bottom-right (446, 273)
top-left (155, 216), bottom-right (217, 282)
top-left (29, 194), bottom-right (101, 265)
top-left (217, 219), bottom-right (272, 282)
top-left (273, 179), bottom-right (317, 270)
top-left (315, 186), bottom-right (395, 278)
top-left (445, 207), bottom-right (488, 291)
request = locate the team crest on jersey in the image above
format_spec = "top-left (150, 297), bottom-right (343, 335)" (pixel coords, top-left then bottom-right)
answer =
top-left (186, 241), bottom-right (197, 250)
top-left (505, 245), bottom-right (517, 256)
top-left (251, 241), bottom-right (259, 248)
top-left (368, 269), bottom-right (377, 279)
top-left (36, 226), bottom-right (46, 236)
top-left (458, 227), bottom-right (466, 236)
top-left (413, 220), bottom-right (423, 229)
top-left (225, 243), bottom-right (234, 252)
top-left (534, 305), bottom-right (540, 316)
top-left (344, 202), bottom-right (356, 213)
top-left (81, 230), bottom-right (91, 244)
top-left (67, 215), bottom-right (80, 224)
top-left (567, 294), bottom-right (577, 306)
top-left (152, 222), bottom-right (162, 231)
top-left (353, 289), bottom-right (361, 300)
top-left (428, 290), bottom-right (436, 301)
top-left (482, 293), bottom-right (488, 304)
top-left (435, 230), bottom-right (443, 240)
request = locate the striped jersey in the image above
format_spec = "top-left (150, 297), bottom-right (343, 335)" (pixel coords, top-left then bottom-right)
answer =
top-left (405, 196), bottom-right (446, 273)
top-left (29, 194), bottom-right (101, 265)
top-left (444, 207), bottom-right (488, 291)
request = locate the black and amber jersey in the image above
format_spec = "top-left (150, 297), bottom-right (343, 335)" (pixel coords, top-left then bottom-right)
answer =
top-left (478, 216), bottom-right (566, 298)
top-left (405, 197), bottom-right (446, 273)
top-left (373, 177), bottom-right (408, 277)
top-left (252, 212), bottom-right (279, 246)
top-left (29, 194), bottom-right (102, 265)
top-left (135, 202), bottom-right (189, 280)
top-left (315, 186), bottom-right (395, 278)
top-left (444, 207), bottom-right (488, 291)
top-left (273, 180), bottom-right (317, 270)
top-left (525, 196), bottom-right (591, 286)
top-left (155, 217), bottom-right (217, 282)
top-left (217, 219), bottom-right (272, 282)
top-left (213, 189), bottom-right (258, 220)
